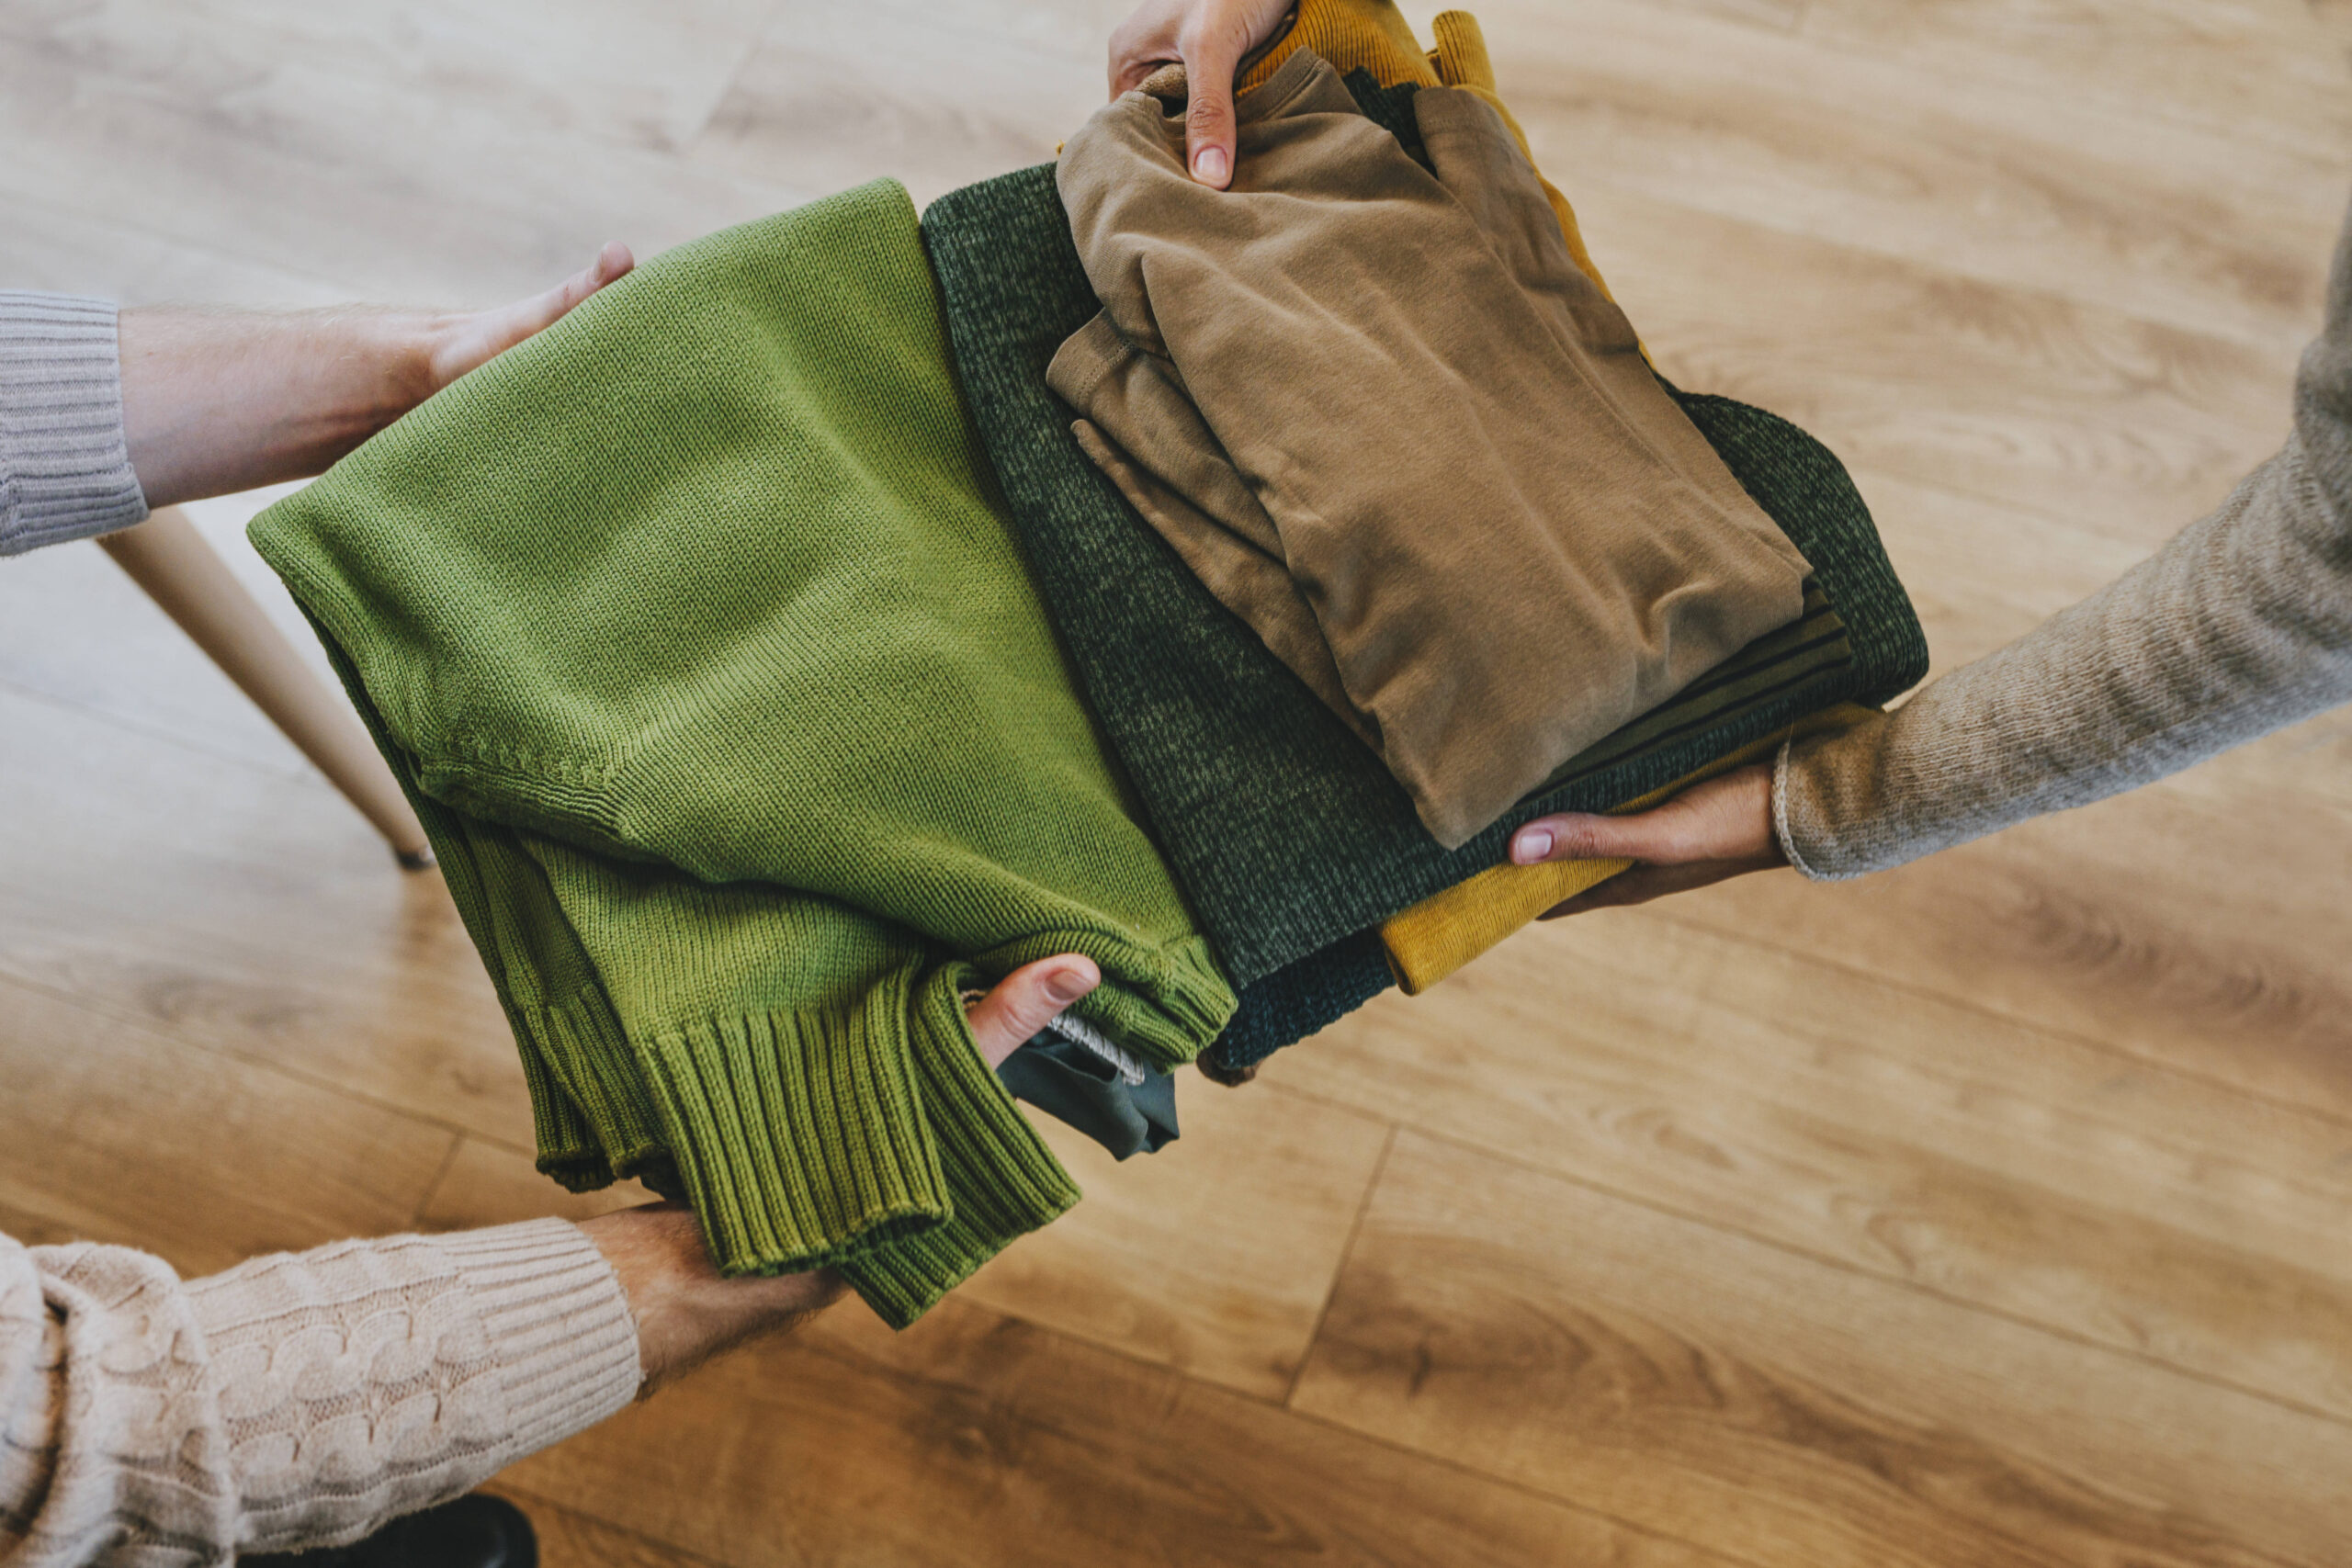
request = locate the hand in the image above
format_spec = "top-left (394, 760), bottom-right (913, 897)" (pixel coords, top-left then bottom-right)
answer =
top-left (574, 952), bottom-right (1101, 1395)
top-left (121, 243), bottom-right (635, 509)
top-left (1107, 0), bottom-right (1295, 188)
top-left (421, 241), bottom-right (634, 393)
top-left (1508, 763), bottom-right (1786, 919)
top-left (578, 1201), bottom-right (841, 1399)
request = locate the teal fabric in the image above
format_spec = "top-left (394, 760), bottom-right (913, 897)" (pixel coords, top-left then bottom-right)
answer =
top-left (999, 1036), bottom-right (1180, 1160)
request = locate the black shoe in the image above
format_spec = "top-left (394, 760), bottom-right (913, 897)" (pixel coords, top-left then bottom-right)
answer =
top-left (240, 1493), bottom-right (538, 1567)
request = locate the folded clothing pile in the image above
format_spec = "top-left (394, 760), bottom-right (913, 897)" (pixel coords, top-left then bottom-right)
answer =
top-left (922, 0), bottom-right (1927, 1078)
top-left (250, 180), bottom-right (1234, 1327)
top-left (252, 0), bottom-right (1927, 1321)
top-left (1051, 49), bottom-right (1815, 849)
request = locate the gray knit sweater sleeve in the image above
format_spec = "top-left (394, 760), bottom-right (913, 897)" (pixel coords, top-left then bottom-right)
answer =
top-left (0, 1219), bottom-right (641, 1566)
top-left (1773, 198), bottom-right (2352, 878)
top-left (0, 292), bottom-right (149, 556)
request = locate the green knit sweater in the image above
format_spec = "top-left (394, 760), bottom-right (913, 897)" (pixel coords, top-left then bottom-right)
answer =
top-left (252, 180), bottom-right (1236, 1326)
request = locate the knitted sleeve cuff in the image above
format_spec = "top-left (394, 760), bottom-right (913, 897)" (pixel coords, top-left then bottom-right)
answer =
top-left (417, 1217), bottom-right (643, 1459)
top-left (0, 292), bottom-right (149, 557)
top-left (187, 1217), bottom-right (640, 1555)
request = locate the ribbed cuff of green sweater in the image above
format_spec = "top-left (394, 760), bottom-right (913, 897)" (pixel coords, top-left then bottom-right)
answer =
top-left (519, 987), bottom-right (673, 1193)
top-left (840, 964), bottom-right (1082, 1327)
top-left (629, 958), bottom-right (957, 1278)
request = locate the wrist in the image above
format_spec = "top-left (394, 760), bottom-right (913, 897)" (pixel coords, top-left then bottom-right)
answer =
top-left (579, 1203), bottom-right (843, 1397)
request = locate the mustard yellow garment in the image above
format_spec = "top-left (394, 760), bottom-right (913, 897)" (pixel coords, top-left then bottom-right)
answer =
top-left (1380, 705), bottom-right (1878, 994)
top-left (1238, 1), bottom-right (1617, 303)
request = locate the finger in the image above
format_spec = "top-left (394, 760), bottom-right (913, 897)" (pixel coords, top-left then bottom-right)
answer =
top-left (1107, 7), bottom-right (1180, 96)
top-left (508, 241), bottom-right (636, 344)
top-left (428, 243), bottom-right (637, 389)
top-left (1510, 764), bottom-right (1776, 868)
top-left (1508, 807), bottom-right (1679, 867)
top-left (965, 953), bottom-right (1102, 1067)
top-left (1180, 28), bottom-right (1245, 186)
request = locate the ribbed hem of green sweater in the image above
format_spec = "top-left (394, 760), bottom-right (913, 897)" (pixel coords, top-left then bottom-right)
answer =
top-left (839, 964), bottom-right (1082, 1327)
top-left (504, 954), bottom-right (1075, 1321)
top-left (288, 600), bottom-right (1074, 1320)
top-left (635, 964), bottom-right (955, 1273)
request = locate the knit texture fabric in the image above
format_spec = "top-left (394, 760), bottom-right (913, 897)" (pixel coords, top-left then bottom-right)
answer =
top-left (920, 165), bottom-right (1925, 1070)
top-left (0, 292), bottom-right (148, 556)
top-left (253, 180), bottom-right (1235, 1325)
top-left (1, 1219), bottom-right (638, 1566)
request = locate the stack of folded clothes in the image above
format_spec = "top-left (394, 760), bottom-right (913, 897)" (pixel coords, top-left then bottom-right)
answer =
top-left (252, 0), bottom-right (1926, 1323)
top-left (922, 0), bottom-right (1927, 1081)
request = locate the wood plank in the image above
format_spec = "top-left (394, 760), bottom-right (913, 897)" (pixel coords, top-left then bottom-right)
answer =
top-left (0, 687), bottom-right (538, 1145)
top-left (0, 183), bottom-right (348, 305)
top-left (126, 0), bottom-right (785, 154)
top-left (1648, 756), bottom-right (2352, 1122)
top-left (502, 1295), bottom-right (1733, 1568)
top-left (1574, 180), bottom-right (2301, 548)
top-left (1844, 466), bottom-right (2155, 675)
top-left (417, 1138), bottom-right (658, 1232)
top-left (0, 491), bottom-right (322, 776)
top-left (0, 975), bottom-right (452, 1277)
top-left (688, 0), bottom-right (1116, 211)
top-left (1475, 0), bottom-right (2346, 355)
top-left (0, 9), bottom-right (808, 305)
top-left (1292, 1132), bottom-right (2352, 1567)
top-left (1272, 915), bottom-right (2352, 1422)
top-left (1797, 0), bottom-right (2352, 161)
top-left (959, 1075), bottom-right (1391, 1400)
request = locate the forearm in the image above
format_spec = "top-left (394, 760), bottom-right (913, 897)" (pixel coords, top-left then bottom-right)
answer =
top-left (107, 238), bottom-right (633, 515)
top-left (2, 1220), bottom-right (640, 1566)
top-left (117, 307), bottom-right (448, 509)
top-left (1775, 437), bottom-right (2352, 878)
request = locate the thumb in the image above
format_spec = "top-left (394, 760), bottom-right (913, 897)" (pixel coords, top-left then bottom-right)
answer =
top-left (965, 953), bottom-right (1102, 1067)
top-left (1181, 32), bottom-right (1244, 186)
top-left (1508, 809), bottom-right (1677, 867)
top-left (1510, 764), bottom-right (1778, 868)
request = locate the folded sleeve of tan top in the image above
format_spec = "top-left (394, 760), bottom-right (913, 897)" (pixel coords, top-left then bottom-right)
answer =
top-left (1049, 50), bottom-right (1813, 849)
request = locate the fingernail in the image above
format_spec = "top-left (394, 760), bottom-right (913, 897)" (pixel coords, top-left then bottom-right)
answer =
top-left (1193, 146), bottom-right (1228, 185)
top-left (1514, 829), bottom-right (1553, 863)
top-left (1045, 967), bottom-right (1095, 1007)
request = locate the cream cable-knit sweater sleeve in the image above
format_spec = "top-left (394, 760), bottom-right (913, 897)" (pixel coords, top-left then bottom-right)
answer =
top-left (1773, 194), bottom-right (2352, 877)
top-left (0, 292), bottom-right (148, 555)
top-left (0, 1219), bottom-right (641, 1566)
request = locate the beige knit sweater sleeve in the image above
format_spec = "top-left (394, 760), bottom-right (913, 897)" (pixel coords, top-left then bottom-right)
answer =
top-left (1773, 197), bottom-right (2352, 878)
top-left (0, 1219), bottom-right (641, 1566)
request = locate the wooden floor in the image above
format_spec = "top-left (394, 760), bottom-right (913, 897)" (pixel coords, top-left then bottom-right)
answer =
top-left (6, 1), bottom-right (2352, 1562)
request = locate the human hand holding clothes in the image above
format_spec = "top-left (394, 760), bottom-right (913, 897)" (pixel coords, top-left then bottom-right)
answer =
top-left (1509, 763), bottom-right (1786, 918)
top-left (119, 242), bottom-right (636, 509)
top-left (1107, 0), bottom-right (1295, 187)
